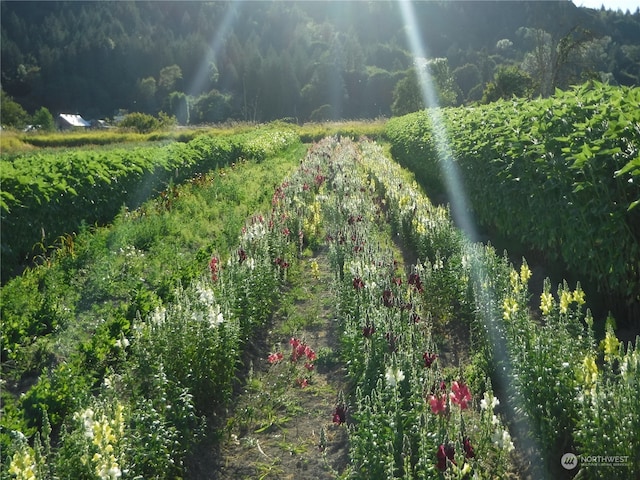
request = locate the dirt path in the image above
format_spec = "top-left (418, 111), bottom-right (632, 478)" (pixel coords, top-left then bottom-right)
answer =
top-left (210, 250), bottom-right (350, 480)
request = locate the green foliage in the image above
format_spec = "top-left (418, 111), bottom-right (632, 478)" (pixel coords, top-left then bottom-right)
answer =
top-left (4, 2), bottom-right (638, 123)
top-left (31, 107), bottom-right (55, 131)
top-left (117, 112), bottom-right (161, 133)
top-left (1, 90), bottom-right (29, 128)
top-left (481, 65), bottom-right (533, 102)
top-left (0, 124), bottom-right (299, 283)
top-left (387, 82), bottom-right (640, 308)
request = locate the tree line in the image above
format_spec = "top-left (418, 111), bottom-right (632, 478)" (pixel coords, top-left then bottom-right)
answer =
top-left (1, 1), bottom-right (639, 127)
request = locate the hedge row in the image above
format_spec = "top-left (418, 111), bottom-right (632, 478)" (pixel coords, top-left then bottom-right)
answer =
top-left (386, 82), bottom-right (640, 316)
top-left (0, 126), bottom-right (298, 282)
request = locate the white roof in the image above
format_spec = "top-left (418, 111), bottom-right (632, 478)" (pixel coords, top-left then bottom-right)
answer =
top-left (59, 114), bottom-right (90, 127)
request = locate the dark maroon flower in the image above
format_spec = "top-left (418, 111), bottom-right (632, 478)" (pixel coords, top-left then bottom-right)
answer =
top-left (436, 444), bottom-right (448, 471)
top-left (463, 437), bottom-right (475, 459)
top-left (363, 323), bottom-right (376, 338)
top-left (353, 277), bottom-right (365, 290)
top-left (408, 273), bottom-right (424, 293)
top-left (332, 405), bottom-right (346, 425)
top-left (445, 443), bottom-right (456, 464)
top-left (423, 352), bottom-right (438, 368)
top-left (410, 312), bottom-right (421, 323)
top-left (382, 289), bottom-right (395, 308)
top-left (385, 332), bottom-right (398, 352)
top-left (238, 248), bottom-right (247, 264)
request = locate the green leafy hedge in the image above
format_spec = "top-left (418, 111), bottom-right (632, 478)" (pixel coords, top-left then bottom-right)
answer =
top-left (386, 82), bottom-right (640, 312)
top-left (0, 126), bottom-right (298, 282)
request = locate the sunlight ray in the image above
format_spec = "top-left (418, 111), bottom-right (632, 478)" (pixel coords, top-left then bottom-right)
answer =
top-left (397, 0), bottom-right (544, 474)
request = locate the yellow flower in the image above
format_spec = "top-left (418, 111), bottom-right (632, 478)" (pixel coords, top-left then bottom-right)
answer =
top-left (520, 262), bottom-right (532, 284)
top-left (581, 354), bottom-right (599, 387)
top-left (8, 447), bottom-right (36, 480)
top-left (600, 318), bottom-right (620, 364)
top-left (310, 260), bottom-right (320, 279)
top-left (509, 270), bottom-right (521, 292)
top-left (540, 292), bottom-right (554, 316)
top-left (559, 289), bottom-right (573, 314)
top-left (502, 296), bottom-right (519, 320)
top-left (573, 286), bottom-right (586, 305)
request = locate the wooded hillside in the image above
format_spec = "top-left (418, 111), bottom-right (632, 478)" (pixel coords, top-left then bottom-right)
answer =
top-left (2, 1), bottom-right (639, 123)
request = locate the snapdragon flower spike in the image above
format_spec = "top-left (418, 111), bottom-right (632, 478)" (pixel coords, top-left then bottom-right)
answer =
top-left (238, 248), bottom-right (247, 264)
top-left (382, 289), bottom-right (395, 308)
top-left (463, 436), bottom-right (476, 459)
top-left (450, 381), bottom-right (472, 410)
top-left (353, 276), bottom-right (365, 290)
top-left (267, 352), bottom-right (284, 364)
top-left (363, 323), bottom-right (376, 338)
top-left (209, 256), bottom-right (219, 282)
top-left (423, 351), bottom-right (438, 368)
top-left (427, 393), bottom-right (448, 415)
top-left (436, 444), bottom-right (457, 471)
top-left (332, 405), bottom-right (346, 425)
top-left (408, 272), bottom-right (424, 293)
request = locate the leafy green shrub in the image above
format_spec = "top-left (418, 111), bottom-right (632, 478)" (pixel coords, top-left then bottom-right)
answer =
top-left (386, 82), bottom-right (640, 311)
top-left (117, 112), bottom-right (160, 133)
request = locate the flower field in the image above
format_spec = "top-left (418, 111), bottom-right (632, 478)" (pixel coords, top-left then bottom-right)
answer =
top-left (2, 107), bottom-right (639, 478)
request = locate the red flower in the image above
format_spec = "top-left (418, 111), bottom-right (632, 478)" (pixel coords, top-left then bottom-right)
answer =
top-left (304, 362), bottom-right (315, 371)
top-left (436, 444), bottom-right (455, 471)
top-left (463, 437), bottom-right (475, 459)
top-left (297, 378), bottom-right (309, 388)
top-left (332, 405), bottom-right (346, 425)
top-left (209, 256), bottom-right (219, 281)
top-left (428, 393), bottom-right (448, 415)
top-left (267, 352), bottom-right (284, 364)
top-left (423, 352), bottom-right (438, 368)
top-left (304, 346), bottom-right (317, 361)
top-left (450, 381), bottom-right (472, 410)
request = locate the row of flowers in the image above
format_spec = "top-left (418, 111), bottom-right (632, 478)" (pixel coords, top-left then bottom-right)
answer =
top-left (6, 135), bottom-right (313, 479)
top-left (300, 137), bottom-right (515, 478)
top-left (360, 139), bottom-right (639, 478)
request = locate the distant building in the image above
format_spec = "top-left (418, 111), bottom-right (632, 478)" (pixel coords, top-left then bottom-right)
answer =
top-left (56, 113), bottom-right (91, 130)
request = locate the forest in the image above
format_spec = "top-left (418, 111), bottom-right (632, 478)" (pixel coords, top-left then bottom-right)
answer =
top-left (2, 0), bottom-right (639, 125)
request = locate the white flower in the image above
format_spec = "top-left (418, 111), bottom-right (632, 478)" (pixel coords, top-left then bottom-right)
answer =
top-left (480, 391), bottom-right (500, 411)
top-left (385, 367), bottom-right (405, 388)
top-left (196, 282), bottom-right (215, 306)
top-left (492, 428), bottom-right (514, 452)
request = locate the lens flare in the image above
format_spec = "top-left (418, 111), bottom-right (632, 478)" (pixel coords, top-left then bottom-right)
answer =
top-left (397, 0), bottom-right (542, 471)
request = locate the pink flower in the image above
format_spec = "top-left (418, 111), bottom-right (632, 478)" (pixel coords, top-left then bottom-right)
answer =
top-left (450, 381), bottom-right (472, 410)
top-left (297, 378), bottom-right (309, 388)
top-left (428, 393), bottom-right (448, 415)
top-left (267, 352), bottom-right (284, 364)
top-left (304, 346), bottom-right (317, 361)
top-left (304, 362), bottom-right (314, 371)
top-left (209, 256), bottom-right (219, 281)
